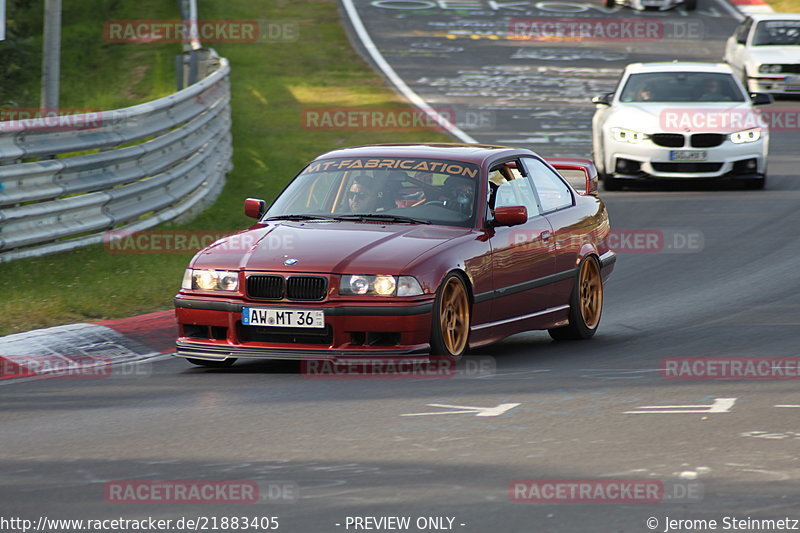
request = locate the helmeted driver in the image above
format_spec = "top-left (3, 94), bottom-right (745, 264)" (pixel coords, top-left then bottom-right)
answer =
top-left (442, 175), bottom-right (475, 215)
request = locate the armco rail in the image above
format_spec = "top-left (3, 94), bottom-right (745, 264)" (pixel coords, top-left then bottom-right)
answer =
top-left (0, 56), bottom-right (232, 262)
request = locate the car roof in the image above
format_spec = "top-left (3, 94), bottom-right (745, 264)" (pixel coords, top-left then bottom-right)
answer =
top-left (748, 13), bottom-right (800, 22)
top-left (623, 62), bottom-right (736, 74)
top-left (313, 143), bottom-right (531, 166)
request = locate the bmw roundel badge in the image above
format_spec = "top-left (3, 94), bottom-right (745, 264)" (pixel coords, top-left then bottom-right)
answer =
top-left (284, 258), bottom-right (299, 266)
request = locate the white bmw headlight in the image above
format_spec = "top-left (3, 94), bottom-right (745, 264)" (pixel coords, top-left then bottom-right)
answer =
top-left (182, 269), bottom-right (239, 291)
top-left (730, 128), bottom-right (762, 144)
top-left (611, 127), bottom-right (648, 144)
top-left (758, 64), bottom-right (782, 74)
top-left (340, 275), bottom-right (423, 297)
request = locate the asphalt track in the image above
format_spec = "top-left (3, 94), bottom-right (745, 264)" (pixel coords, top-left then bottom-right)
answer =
top-left (2, 2), bottom-right (800, 532)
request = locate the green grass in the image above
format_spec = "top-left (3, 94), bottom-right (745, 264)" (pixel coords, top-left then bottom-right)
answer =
top-left (0, 0), bottom-right (451, 335)
top-left (1, 0), bottom-right (177, 109)
top-left (765, 0), bottom-right (800, 11)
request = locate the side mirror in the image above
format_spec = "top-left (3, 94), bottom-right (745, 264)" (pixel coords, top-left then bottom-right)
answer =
top-left (244, 198), bottom-right (266, 219)
top-left (493, 206), bottom-right (528, 227)
top-left (750, 92), bottom-right (773, 106)
top-left (591, 93), bottom-right (612, 106)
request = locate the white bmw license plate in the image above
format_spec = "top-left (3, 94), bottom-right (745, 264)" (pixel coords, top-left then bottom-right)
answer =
top-left (670, 151), bottom-right (707, 162)
top-left (242, 307), bottom-right (325, 328)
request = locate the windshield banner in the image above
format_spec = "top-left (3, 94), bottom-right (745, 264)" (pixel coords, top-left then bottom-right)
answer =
top-left (301, 158), bottom-right (479, 179)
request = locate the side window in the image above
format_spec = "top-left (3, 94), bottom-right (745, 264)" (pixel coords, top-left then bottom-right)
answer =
top-left (490, 160), bottom-right (541, 218)
top-left (738, 19), bottom-right (752, 43)
top-left (522, 157), bottom-right (573, 213)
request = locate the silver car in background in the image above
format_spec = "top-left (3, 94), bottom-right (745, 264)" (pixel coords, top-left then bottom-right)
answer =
top-left (604, 0), bottom-right (695, 11)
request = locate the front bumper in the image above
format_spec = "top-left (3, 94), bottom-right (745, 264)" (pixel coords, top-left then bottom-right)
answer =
top-left (604, 136), bottom-right (767, 180)
top-left (630, 0), bottom-right (680, 10)
top-left (174, 295), bottom-right (434, 362)
top-left (747, 75), bottom-right (800, 95)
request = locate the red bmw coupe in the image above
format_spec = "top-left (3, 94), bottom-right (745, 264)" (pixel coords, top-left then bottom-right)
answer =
top-left (174, 144), bottom-right (615, 366)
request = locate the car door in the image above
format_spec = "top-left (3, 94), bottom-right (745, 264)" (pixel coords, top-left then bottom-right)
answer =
top-left (521, 157), bottom-right (579, 309)
top-left (487, 159), bottom-right (556, 324)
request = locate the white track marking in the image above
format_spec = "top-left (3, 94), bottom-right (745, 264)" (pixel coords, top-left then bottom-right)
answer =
top-left (625, 398), bottom-right (736, 414)
top-left (402, 403), bottom-right (520, 417)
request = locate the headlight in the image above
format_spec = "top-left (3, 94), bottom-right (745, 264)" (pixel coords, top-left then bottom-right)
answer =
top-left (340, 275), bottom-right (423, 297)
top-left (758, 64), bottom-right (782, 74)
top-left (373, 275), bottom-right (397, 296)
top-left (610, 127), bottom-right (648, 144)
top-left (730, 128), bottom-right (762, 144)
top-left (182, 269), bottom-right (239, 292)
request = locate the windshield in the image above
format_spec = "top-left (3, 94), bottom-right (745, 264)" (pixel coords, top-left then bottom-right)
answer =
top-left (265, 157), bottom-right (481, 227)
top-left (753, 20), bottom-right (800, 46)
top-left (619, 72), bottom-right (746, 103)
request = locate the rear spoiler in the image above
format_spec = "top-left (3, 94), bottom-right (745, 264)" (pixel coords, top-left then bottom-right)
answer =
top-left (546, 158), bottom-right (599, 197)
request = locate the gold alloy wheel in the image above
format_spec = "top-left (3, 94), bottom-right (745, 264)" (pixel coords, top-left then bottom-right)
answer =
top-left (579, 259), bottom-right (603, 329)
top-left (439, 277), bottom-right (470, 355)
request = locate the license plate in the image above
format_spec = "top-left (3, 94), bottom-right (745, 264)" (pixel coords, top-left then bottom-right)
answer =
top-left (670, 150), bottom-right (707, 161)
top-left (242, 307), bottom-right (325, 328)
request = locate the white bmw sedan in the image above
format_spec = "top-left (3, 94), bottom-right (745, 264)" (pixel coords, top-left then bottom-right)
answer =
top-left (591, 62), bottom-right (771, 190)
top-left (724, 14), bottom-right (800, 95)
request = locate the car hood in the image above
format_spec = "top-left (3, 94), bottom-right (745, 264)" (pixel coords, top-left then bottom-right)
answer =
top-left (607, 102), bottom-right (757, 133)
top-left (747, 47), bottom-right (800, 64)
top-left (191, 221), bottom-right (470, 274)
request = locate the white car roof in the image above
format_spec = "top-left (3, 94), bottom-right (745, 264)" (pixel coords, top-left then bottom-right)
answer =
top-left (623, 62), bottom-right (735, 75)
top-left (748, 13), bottom-right (800, 22)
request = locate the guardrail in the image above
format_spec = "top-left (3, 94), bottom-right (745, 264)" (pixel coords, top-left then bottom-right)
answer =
top-left (0, 20), bottom-right (231, 263)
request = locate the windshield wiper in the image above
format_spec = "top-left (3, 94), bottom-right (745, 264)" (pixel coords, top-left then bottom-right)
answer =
top-left (332, 214), bottom-right (431, 224)
top-left (263, 214), bottom-right (334, 221)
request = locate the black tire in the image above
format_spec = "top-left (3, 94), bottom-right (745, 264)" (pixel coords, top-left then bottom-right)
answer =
top-left (430, 273), bottom-right (471, 358)
top-left (548, 256), bottom-right (603, 341)
top-left (602, 174), bottom-right (622, 191)
top-left (684, 0), bottom-right (697, 10)
top-left (605, 0), bottom-right (615, 7)
top-left (186, 357), bottom-right (237, 368)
